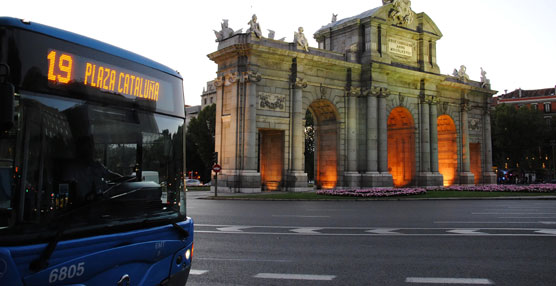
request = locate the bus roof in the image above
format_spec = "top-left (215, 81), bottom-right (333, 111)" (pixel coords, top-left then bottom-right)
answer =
top-left (0, 17), bottom-right (182, 79)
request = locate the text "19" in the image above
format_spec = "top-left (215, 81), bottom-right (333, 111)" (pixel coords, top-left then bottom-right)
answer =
top-left (47, 50), bottom-right (73, 84)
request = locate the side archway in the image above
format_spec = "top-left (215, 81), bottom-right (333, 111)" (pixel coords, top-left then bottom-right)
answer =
top-left (307, 99), bottom-right (339, 189)
top-left (437, 115), bottom-right (458, 186)
top-left (387, 107), bottom-right (415, 187)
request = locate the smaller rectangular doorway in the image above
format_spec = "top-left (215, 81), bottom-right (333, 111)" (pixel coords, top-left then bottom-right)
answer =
top-left (259, 130), bottom-right (284, 191)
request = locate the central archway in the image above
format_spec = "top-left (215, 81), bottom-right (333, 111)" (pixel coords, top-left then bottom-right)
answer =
top-left (437, 115), bottom-right (457, 186)
top-left (307, 99), bottom-right (339, 189)
top-left (387, 107), bottom-right (415, 187)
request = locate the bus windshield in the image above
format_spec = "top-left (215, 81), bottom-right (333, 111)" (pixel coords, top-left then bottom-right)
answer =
top-left (0, 91), bottom-right (185, 243)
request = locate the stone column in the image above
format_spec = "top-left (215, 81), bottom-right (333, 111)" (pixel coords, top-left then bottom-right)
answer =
top-left (427, 97), bottom-right (443, 186)
top-left (362, 89), bottom-right (380, 187)
top-left (429, 99), bottom-right (439, 173)
top-left (286, 77), bottom-right (309, 191)
top-left (377, 88), bottom-right (393, 187)
top-left (239, 71), bottom-right (262, 191)
top-left (459, 99), bottom-right (475, 185)
top-left (482, 107), bottom-right (497, 184)
top-left (344, 88), bottom-right (361, 187)
top-left (420, 96), bottom-right (431, 173)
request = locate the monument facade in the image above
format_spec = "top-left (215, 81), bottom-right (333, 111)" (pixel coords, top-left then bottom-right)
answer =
top-left (208, 1), bottom-right (497, 192)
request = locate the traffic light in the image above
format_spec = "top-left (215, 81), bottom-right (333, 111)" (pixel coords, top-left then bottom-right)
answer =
top-left (212, 152), bottom-right (218, 164)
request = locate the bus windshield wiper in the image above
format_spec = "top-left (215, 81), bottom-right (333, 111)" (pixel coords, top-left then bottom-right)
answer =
top-left (28, 181), bottom-right (149, 272)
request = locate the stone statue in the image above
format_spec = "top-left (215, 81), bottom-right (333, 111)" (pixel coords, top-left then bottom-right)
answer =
top-left (382, 0), bottom-right (394, 4)
top-left (267, 29), bottom-right (275, 39)
top-left (331, 13), bottom-right (338, 23)
top-left (246, 14), bottom-right (262, 38)
top-left (456, 65), bottom-right (470, 81)
top-left (213, 19), bottom-right (235, 42)
top-left (480, 67), bottom-right (490, 88)
top-left (389, 0), bottom-right (414, 26)
top-left (294, 27), bottom-right (309, 52)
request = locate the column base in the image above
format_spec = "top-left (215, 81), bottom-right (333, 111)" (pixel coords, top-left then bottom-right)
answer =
top-left (482, 172), bottom-right (497, 185)
top-left (417, 172), bottom-right (444, 187)
top-left (458, 172), bottom-right (475, 185)
top-left (214, 170), bottom-right (262, 193)
top-left (285, 171), bottom-right (312, 192)
top-left (343, 172), bottom-right (361, 188)
top-left (362, 172), bottom-right (394, 187)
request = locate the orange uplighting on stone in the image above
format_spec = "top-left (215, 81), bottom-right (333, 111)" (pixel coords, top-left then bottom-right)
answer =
top-left (387, 107), bottom-right (415, 187)
top-left (310, 100), bottom-right (338, 189)
top-left (260, 130), bottom-right (284, 191)
top-left (437, 115), bottom-right (458, 186)
top-left (470, 143), bottom-right (482, 185)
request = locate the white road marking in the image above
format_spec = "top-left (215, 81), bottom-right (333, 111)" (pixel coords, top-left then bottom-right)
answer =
top-left (190, 270), bottom-right (208, 275)
top-left (272, 215), bottom-right (330, 218)
top-left (435, 221), bottom-right (539, 224)
top-left (290, 227), bottom-right (322, 234)
top-left (197, 257), bottom-right (291, 263)
top-left (366, 228), bottom-right (400, 234)
top-left (195, 224), bottom-right (556, 237)
top-left (447, 229), bottom-right (486, 235)
top-left (216, 226), bottom-right (248, 232)
top-left (254, 273), bottom-right (336, 281)
top-left (499, 216), bottom-right (556, 219)
top-left (474, 212), bottom-right (556, 215)
top-left (406, 277), bottom-right (494, 284)
top-left (539, 221), bottom-right (556, 225)
top-left (535, 229), bottom-right (556, 235)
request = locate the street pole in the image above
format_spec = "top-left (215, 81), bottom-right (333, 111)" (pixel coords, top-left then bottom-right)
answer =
top-left (214, 172), bottom-right (218, 197)
top-left (551, 140), bottom-right (556, 180)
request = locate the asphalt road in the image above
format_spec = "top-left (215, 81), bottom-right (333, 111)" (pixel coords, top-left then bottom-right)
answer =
top-left (186, 192), bottom-right (556, 285)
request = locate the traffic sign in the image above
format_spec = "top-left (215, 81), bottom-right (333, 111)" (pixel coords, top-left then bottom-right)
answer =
top-left (212, 164), bottom-right (222, 173)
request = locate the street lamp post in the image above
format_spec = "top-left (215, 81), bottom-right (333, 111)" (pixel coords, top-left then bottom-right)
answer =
top-left (551, 140), bottom-right (556, 180)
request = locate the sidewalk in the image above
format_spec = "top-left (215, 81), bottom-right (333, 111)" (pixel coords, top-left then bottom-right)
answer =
top-left (186, 189), bottom-right (556, 201)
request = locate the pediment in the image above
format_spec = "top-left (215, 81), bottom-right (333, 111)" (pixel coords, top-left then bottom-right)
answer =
top-left (416, 12), bottom-right (443, 38)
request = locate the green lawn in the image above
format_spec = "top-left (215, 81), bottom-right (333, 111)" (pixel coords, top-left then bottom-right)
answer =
top-left (211, 190), bottom-right (556, 200)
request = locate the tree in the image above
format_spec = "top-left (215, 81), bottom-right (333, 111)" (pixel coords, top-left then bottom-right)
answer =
top-left (186, 104), bottom-right (215, 182)
top-left (491, 104), bottom-right (547, 171)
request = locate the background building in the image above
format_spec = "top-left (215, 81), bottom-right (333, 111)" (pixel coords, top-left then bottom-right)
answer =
top-left (493, 87), bottom-right (556, 125)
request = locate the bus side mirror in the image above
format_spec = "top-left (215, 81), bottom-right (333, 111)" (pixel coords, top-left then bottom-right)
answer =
top-left (0, 64), bottom-right (14, 133)
top-left (0, 81), bottom-right (14, 133)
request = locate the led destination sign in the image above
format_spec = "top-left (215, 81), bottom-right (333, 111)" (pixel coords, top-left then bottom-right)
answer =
top-left (47, 49), bottom-right (161, 101)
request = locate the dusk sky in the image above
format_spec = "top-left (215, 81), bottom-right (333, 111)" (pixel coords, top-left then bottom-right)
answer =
top-left (4, 0), bottom-right (556, 105)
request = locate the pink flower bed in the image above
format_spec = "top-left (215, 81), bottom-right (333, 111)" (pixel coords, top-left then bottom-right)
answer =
top-left (316, 184), bottom-right (556, 197)
top-left (317, 187), bottom-right (426, 197)
top-left (427, 184), bottom-right (556, 193)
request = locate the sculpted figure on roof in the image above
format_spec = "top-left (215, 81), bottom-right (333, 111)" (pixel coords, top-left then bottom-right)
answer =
top-left (294, 27), bottom-right (309, 52)
top-left (214, 19), bottom-right (235, 42)
top-left (246, 14), bottom-right (263, 38)
top-left (388, 0), bottom-right (415, 26)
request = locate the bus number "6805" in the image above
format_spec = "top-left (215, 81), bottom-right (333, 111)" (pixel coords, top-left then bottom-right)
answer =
top-left (49, 262), bottom-right (85, 283)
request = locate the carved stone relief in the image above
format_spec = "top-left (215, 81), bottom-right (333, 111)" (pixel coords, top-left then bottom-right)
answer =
top-left (258, 92), bottom-right (286, 111)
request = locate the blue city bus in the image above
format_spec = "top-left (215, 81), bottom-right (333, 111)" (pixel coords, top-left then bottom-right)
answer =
top-left (0, 17), bottom-right (193, 285)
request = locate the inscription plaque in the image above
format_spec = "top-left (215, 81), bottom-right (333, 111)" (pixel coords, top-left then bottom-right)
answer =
top-left (388, 37), bottom-right (414, 57)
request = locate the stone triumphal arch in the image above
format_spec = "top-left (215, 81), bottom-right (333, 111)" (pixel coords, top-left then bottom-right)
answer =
top-left (208, 1), bottom-right (496, 192)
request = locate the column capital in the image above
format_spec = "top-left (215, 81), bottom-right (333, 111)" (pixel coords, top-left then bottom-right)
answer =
top-left (346, 87), bottom-right (361, 97)
top-left (225, 72), bottom-right (239, 86)
top-left (242, 70), bottom-right (262, 83)
top-left (294, 77), bottom-right (308, 89)
top-left (370, 86), bottom-right (390, 98)
top-left (214, 76), bottom-right (224, 87)
top-left (427, 95), bottom-right (440, 105)
top-left (461, 99), bottom-right (471, 112)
